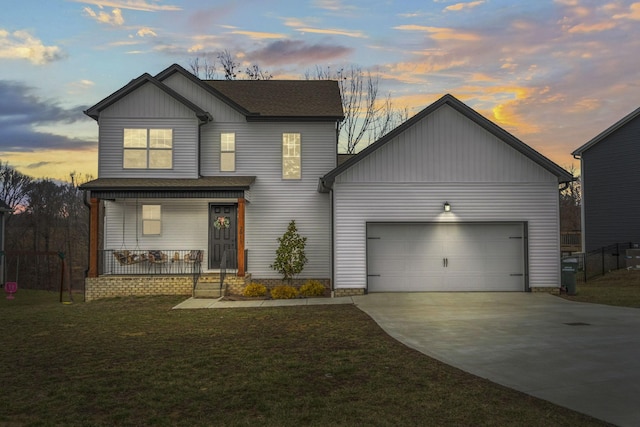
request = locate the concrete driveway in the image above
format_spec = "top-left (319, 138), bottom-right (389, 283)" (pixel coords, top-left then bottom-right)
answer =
top-left (352, 293), bottom-right (640, 427)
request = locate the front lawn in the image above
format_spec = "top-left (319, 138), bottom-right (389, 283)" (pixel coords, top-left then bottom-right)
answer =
top-left (562, 269), bottom-right (640, 308)
top-left (1, 291), bottom-right (608, 426)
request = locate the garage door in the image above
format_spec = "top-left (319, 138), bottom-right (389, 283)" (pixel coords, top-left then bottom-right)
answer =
top-left (366, 223), bottom-right (525, 292)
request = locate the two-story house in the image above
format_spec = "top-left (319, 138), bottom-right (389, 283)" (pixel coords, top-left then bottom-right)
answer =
top-left (81, 64), bottom-right (343, 300)
top-left (82, 64), bottom-right (572, 301)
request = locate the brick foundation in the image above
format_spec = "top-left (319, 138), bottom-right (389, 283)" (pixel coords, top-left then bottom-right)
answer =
top-left (85, 275), bottom-right (193, 301)
top-left (333, 288), bottom-right (365, 297)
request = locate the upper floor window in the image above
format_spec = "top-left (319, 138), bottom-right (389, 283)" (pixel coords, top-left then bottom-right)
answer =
top-left (142, 204), bottom-right (161, 235)
top-left (220, 133), bottom-right (235, 172)
top-left (123, 129), bottom-right (173, 169)
top-left (282, 133), bottom-right (301, 179)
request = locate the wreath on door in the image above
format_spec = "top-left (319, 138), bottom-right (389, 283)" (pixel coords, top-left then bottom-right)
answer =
top-left (214, 216), bottom-right (230, 230)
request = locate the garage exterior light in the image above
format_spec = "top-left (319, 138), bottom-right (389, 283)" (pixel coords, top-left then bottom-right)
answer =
top-left (444, 202), bottom-right (451, 212)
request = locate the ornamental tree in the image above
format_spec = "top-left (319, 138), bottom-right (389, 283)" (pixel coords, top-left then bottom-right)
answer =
top-left (270, 220), bottom-right (307, 284)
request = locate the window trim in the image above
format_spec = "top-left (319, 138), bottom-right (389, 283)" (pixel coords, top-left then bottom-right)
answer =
top-left (220, 132), bottom-right (236, 172)
top-left (123, 128), bottom-right (173, 170)
top-left (282, 132), bottom-right (301, 180)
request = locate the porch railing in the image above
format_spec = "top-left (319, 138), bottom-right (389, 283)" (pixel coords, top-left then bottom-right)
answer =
top-left (99, 249), bottom-right (204, 276)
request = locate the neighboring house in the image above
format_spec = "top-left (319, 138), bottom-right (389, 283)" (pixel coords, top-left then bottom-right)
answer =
top-left (572, 106), bottom-right (640, 252)
top-left (320, 94), bottom-right (573, 294)
top-left (81, 65), bottom-right (572, 299)
top-left (80, 64), bottom-right (343, 299)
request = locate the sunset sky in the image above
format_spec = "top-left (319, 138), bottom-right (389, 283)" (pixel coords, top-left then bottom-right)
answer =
top-left (2, 0), bottom-right (640, 181)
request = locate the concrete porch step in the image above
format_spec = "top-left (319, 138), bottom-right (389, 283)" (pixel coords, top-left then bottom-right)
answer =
top-left (193, 289), bottom-right (222, 298)
top-left (193, 279), bottom-right (223, 299)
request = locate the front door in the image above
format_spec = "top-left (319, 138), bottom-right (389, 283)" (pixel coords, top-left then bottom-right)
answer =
top-left (209, 204), bottom-right (237, 269)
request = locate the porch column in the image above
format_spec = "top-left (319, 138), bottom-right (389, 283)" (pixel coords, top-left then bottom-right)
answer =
top-left (237, 198), bottom-right (245, 277)
top-left (88, 197), bottom-right (100, 278)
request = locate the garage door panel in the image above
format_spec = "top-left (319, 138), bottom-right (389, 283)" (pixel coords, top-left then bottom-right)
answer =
top-left (367, 223), bottom-right (525, 292)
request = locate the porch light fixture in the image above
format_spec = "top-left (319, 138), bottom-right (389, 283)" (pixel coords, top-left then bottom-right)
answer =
top-left (443, 202), bottom-right (451, 212)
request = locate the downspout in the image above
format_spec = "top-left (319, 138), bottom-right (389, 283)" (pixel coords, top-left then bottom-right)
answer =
top-left (330, 185), bottom-right (335, 296)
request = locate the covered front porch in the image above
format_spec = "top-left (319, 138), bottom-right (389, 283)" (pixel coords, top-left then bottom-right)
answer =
top-left (80, 177), bottom-right (255, 299)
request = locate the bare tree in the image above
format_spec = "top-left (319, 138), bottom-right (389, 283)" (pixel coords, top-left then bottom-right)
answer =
top-left (560, 164), bottom-right (581, 233)
top-left (245, 64), bottom-right (272, 80)
top-left (217, 49), bottom-right (239, 80)
top-left (307, 65), bottom-right (408, 153)
top-left (0, 161), bottom-right (32, 215)
top-left (189, 50), bottom-right (272, 80)
top-left (189, 56), bottom-right (216, 79)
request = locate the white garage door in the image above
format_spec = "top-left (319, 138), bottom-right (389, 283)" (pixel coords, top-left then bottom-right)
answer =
top-left (366, 223), bottom-right (525, 292)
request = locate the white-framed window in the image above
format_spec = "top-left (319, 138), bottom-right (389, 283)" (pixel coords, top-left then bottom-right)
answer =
top-left (220, 133), bottom-right (235, 172)
top-left (142, 205), bottom-right (161, 235)
top-left (123, 129), bottom-right (173, 169)
top-left (282, 133), bottom-right (301, 179)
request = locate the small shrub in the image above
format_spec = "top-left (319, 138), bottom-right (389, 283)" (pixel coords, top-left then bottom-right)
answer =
top-left (243, 282), bottom-right (267, 298)
top-left (299, 280), bottom-right (326, 297)
top-left (270, 285), bottom-right (299, 299)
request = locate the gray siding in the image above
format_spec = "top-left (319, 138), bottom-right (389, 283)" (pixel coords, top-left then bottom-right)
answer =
top-left (162, 73), bottom-right (245, 122)
top-left (98, 117), bottom-right (199, 178)
top-left (336, 105), bottom-right (557, 184)
top-left (333, 183), bottom-right (560, 290)
top-left (97, 72), bottom-right (337, 278)
top-left (100, 82), bottom-right (196, 118)
top-left (235, 122), bottom-right (335, 279)
top-left (332, 103), bottom-right (562, 291)
top-left (103, 120), bottom-right (337, 279)
top-left (581, 115), bottom-right (640, 251)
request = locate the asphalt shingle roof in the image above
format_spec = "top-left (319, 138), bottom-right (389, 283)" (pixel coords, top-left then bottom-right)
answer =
top-left (205, 80), bottom-right (344, 118)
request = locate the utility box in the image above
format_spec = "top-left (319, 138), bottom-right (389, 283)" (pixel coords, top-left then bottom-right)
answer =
top-left (561, 257), bottom-right (579, 295)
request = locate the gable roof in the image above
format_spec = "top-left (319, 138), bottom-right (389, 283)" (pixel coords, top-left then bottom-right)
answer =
top-left (205, 80), bottom-right (344, 120)
top-left (320, 94), bottom-right (573, 191)
top-left (572, 106), bottom-right (640, 157)
top-left (156, 63), bottom-right (344, 120)
top-left (87, 63), bottom-right (344, 122)
top-left (84, 73), bottom-right (211, 122)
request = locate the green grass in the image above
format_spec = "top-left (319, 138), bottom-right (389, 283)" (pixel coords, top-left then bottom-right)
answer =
top-left (1, 291), bottom-right (608, 426)
top-left (562, 269), bottom-right (640, 308)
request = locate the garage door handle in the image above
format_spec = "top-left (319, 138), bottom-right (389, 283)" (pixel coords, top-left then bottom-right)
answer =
top-left (510, 273), bottom-right (523, 276)
top-left (443, 258), bottom-right (448, 267)
top-left (367, 274), bottom-right (381, 277)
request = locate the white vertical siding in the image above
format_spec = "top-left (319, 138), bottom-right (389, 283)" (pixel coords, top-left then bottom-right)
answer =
top-left (336, 105), bottom-right (557, 184)
top-left (101, 82), bottom-right (196, 118)
top-left (98, 117), bottom-right (199, 178)
top-left (333, 183), bottom-right (561, 290)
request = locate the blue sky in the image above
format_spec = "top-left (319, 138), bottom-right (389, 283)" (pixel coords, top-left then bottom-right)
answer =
top-left (1, 0), bottom-right (640, 180)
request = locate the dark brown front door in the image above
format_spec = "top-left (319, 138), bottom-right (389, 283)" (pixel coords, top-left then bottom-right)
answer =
top-left (209, 204), bottom-right (237, 269)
